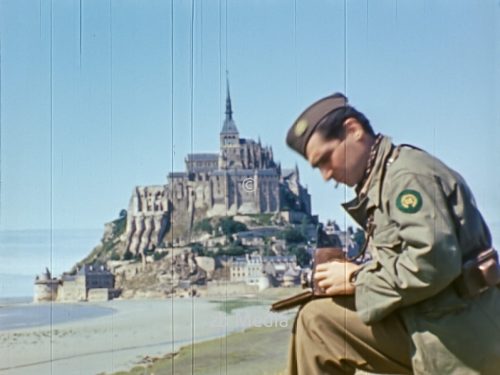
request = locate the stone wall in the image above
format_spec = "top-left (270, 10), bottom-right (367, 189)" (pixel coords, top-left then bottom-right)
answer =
top-left (200, 281), bottom-right (259, 296)
top-left (57, 277), bottom-right (86, 302)
top-left (87, 288), bottom-right (109, 302)
top-left (33, 281), bottom-right (59, 303)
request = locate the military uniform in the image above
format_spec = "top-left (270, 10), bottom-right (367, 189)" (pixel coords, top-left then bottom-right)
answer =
top-left (285, 94), bottom-right (500, 374)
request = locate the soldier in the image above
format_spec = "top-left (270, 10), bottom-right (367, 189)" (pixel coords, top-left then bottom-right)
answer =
top-left (285, 93), bottom-right (500, 374)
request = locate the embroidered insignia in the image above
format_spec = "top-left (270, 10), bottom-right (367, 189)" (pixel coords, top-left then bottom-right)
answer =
top-left (294, 119), bottom-right (308, 137)
top-left (396, 189), bottom-right (422, 213)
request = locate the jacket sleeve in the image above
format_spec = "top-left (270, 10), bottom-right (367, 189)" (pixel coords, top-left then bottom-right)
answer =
top-left (354, 172), bottom-right (462, 324)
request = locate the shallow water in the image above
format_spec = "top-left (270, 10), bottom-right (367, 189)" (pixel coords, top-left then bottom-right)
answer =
top-left (0, 302), bottom-right (115, 331)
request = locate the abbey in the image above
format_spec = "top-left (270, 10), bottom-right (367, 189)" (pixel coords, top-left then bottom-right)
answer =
top-left (124, 82), bottom-right (312, 255)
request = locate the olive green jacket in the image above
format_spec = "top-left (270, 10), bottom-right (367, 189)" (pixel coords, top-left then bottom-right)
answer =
top-left (344, 136), bottom-right (500, 374)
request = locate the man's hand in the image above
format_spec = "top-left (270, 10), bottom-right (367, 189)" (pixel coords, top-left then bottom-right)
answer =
top-left (313, 261), bottom-right (360, 296)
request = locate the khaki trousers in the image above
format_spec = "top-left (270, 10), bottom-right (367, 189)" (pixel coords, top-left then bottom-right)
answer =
top-left (287, 296), bottom-right (413, 375)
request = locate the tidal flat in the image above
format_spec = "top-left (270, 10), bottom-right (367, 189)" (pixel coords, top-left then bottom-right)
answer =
top-left (0, 290), bottom-right (298, 375)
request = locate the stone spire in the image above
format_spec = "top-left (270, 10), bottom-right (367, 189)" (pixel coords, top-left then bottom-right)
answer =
top-left (220, 73), bottom-right (239, 134)
top-left (225, 75), bottom-right (233, 120)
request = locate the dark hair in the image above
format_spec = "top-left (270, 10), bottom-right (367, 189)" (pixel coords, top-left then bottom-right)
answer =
top-left (315, 106), bottom-right (376, 140)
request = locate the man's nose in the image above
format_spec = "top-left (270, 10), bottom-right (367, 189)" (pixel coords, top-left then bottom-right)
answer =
top-left (321, 168), bottom-right (333, 181)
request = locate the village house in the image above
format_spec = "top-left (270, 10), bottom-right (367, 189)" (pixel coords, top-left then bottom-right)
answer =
top-left (228, 254), bottom-right (300, 287)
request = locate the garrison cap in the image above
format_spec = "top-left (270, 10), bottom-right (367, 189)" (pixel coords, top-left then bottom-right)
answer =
top-left (286, 92), bottom-right (348, 158)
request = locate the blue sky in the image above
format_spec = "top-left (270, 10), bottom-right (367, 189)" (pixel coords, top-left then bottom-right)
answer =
top-left (1, 0), bottom-right (499, 244)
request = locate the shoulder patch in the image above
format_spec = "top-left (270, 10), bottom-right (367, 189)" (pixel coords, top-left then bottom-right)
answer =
top-left (396, 189), bottom-right (422, 213)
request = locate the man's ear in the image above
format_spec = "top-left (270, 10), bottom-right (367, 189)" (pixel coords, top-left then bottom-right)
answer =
top-left (343, 118), bottom-right (364, 140)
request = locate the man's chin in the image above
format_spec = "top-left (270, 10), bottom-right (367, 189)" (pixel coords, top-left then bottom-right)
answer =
top-left (333, 180), bottom-right (350, 188)
top-left (340, 179), bottom-right (357, 188)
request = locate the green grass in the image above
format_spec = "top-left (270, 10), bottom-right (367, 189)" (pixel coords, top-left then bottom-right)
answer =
top-left (108, 323), bottom-right (291, 375)
top-left (106, 289), bottom-right (320, 375)
top-left (210, 298), bottom-right (267, 314)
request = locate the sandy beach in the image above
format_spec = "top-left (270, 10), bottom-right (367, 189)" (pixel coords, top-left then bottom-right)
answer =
top-left (0, 294), bottom-right (296, 375)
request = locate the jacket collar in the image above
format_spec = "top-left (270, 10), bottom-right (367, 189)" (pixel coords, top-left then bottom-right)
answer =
top-left (341, 135), bottom-right (394, 227)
